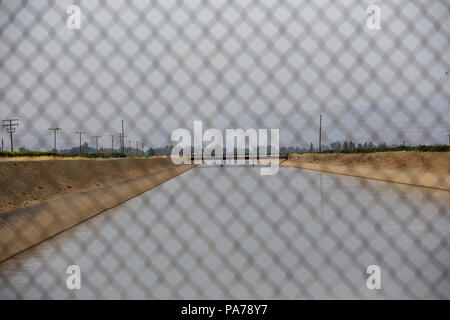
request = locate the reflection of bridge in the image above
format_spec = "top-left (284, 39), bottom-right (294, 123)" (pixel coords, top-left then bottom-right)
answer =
top-left (190, 153), bottom-right (289, 161)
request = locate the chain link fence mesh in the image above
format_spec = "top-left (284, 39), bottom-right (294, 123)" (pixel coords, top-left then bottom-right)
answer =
top-left (0, 0), bottom-right (449, 299)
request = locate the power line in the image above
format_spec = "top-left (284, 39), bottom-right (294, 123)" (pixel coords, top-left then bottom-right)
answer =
top-left (2, 119), bottom-right (19, 152)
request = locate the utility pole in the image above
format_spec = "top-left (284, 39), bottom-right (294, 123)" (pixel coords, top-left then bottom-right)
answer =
top-left (121, 120), bottom-right (125, 154)
top-left (1, 138), bottom-right (3, 151)
top-left (75, 131), bottom-right (86, 155)
top-left (128, 140), bottom-right (131, 155)
top-left (118, 132), bottom-right (127, 155)
top-left (109, 135), bottom-right (116, 153)
top-left (318, 114), bottom-right (322, 153)
top-left (136, 141), bottom-right (139, 156)
top-left (2, 119), bottom-right (19, 152)
top-left (92, 135), bottom-right (101, 154)
top-left (48, 127), bottom-right (61, 153)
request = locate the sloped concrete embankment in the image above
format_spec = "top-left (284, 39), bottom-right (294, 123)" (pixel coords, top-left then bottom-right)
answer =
top-left (282, 153), bottom-right (450, 191)
top-left (0, 165), bottom-right (194, 263)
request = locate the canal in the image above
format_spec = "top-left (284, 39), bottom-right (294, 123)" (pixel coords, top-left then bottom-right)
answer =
top-left (1, 166), bottom-right (449, 299)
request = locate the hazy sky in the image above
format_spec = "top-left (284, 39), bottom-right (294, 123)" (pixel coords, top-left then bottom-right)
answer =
top-left (1, 0), bottom-right (449, 150)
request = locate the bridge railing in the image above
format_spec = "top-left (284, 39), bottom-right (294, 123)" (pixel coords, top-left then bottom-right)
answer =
top-left (189, 153), bottom-right (289, 161)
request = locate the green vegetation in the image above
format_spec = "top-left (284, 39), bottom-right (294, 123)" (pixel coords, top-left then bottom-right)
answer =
top-left (57, 153), bottom-right (127, 158)
top-left (319, 145), bottom-right (450, 154)
top-left (0, 151), bottom-right (127, 158)
top-left (0, 151), bottom-right (57, 157)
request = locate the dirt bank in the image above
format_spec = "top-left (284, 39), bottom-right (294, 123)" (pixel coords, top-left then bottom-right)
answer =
top-left (282, 152), bottom-right (450, 190)
top-left (0, 157), bottom-right (178, 213)
top-left (0, 164), bottom-right (194, 262)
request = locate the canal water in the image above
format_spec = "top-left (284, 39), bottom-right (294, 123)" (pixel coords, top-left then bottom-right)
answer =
top-left (0, 166), bottom-right (449, 299)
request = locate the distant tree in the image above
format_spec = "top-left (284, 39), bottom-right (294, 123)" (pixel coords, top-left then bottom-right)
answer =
top-left (82, 142), bottom-right (89, 153)
top-left (147, 147), bottom-right (155, 157)
top-left (330, 141), bottom-right (341, 151)
top-left (349, 140), bottom-right (355, 150)
top-left (343, 141), bottom-right (348, 150)
top-left (309, 143), bottom-right (314, 153)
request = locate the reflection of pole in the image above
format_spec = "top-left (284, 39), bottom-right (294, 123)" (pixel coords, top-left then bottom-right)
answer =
top-left (320, 172), bottom-right (324, 221)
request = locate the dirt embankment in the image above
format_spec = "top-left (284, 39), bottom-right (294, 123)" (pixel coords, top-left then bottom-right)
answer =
top-left (0, 163), bottom-right (194, 262)
top-left (282, 152), bottom-right (450, 190)
top-left (0, 157), bottom-right (179, 213)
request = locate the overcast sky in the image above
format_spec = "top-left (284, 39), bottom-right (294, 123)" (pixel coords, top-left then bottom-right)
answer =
top-left (1, 0), bottom-right (449, 150)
